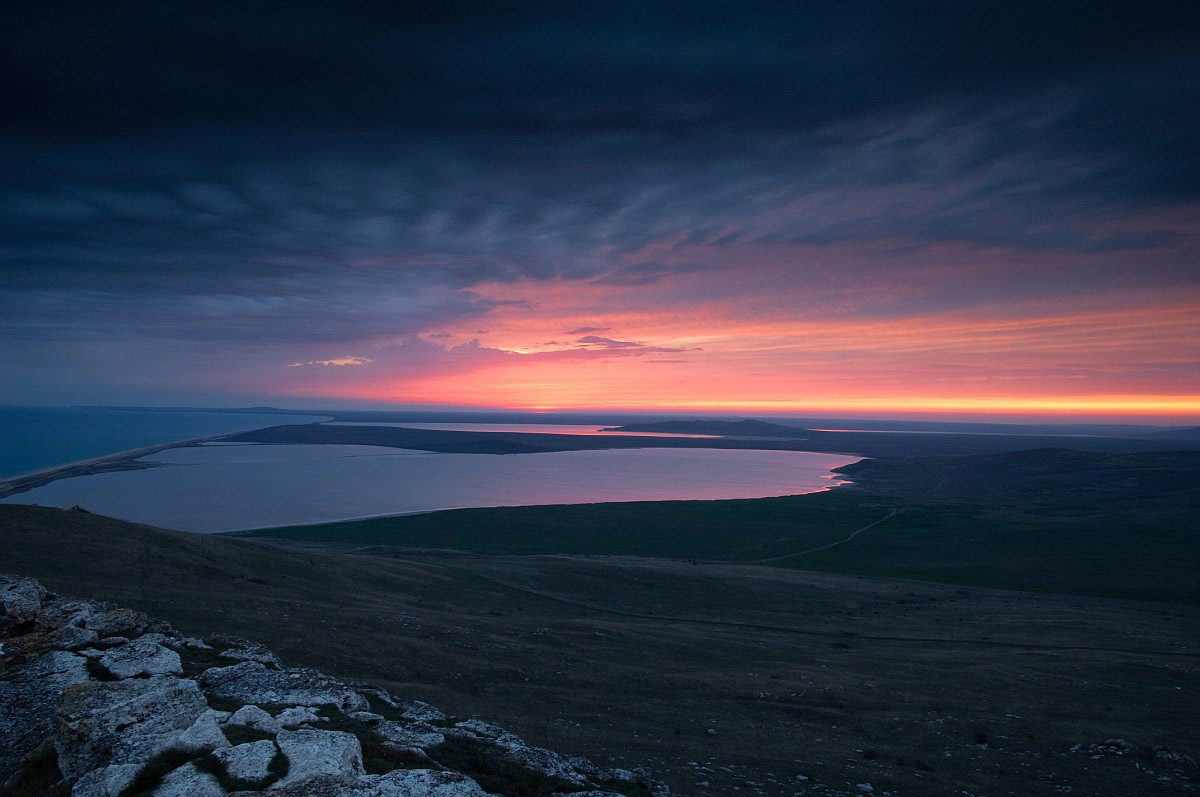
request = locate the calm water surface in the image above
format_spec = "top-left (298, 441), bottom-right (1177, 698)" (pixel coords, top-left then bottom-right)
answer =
top-left (0, 407), bottom-right (329, 479)
top-left (2, 443), bottom-right (858, 532)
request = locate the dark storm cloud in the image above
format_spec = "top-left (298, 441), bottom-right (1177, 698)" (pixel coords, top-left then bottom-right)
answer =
top-left (5, 1), bottom-right (1198, 145)
top-left (1, 0), bottom-right (1198, 400)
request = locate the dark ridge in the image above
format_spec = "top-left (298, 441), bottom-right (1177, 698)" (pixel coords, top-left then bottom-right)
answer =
top-left (600, 419), bottom-right (810, 437)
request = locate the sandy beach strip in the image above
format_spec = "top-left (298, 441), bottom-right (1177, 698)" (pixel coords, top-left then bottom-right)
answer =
top-left (0, 435), bottom-right (230, 499)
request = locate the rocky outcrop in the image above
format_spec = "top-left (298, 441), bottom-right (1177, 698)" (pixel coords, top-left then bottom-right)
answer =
top-left (0, 574), bottom-right (667, 796)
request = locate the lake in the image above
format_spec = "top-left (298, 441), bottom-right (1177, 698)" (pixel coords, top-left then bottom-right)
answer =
top-left (2, 443), bottom-right (859, 532)
top-left (0, 406), bottom-right (329, 479)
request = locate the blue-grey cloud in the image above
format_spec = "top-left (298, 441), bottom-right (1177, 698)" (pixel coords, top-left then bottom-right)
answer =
top-left (1, 1), bottom-right (1197, 403)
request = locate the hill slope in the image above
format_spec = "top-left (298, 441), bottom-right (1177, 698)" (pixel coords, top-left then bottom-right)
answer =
top-left (2, 505), bottom-right (1199, 795)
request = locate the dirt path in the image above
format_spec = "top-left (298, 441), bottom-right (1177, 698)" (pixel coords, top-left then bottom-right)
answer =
top-left (749, 508), bottom-right (903, 563)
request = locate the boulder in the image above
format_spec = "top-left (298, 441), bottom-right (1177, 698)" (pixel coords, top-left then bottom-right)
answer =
top-left (402, 700), bottom-right (447, 723)
top-left (55, 676), bottom-right (214, 779)
top-left (366, 768), bottom-right (490, 796)
top-left (215, 638), bottom-right (283, 669)
top-left (153, 762), bottom-right (224, 797)
top-left (450, 718), bottom-right (595, 786)
top-left (0, 651), bottom-right (89, 780)
top-left (69, 762), bottom-right (141, 797)
top-left (163, 635), bottom-right (212, 651)
top-left (87, 607), bottom-right (151, 638)
top-left (348, 711), bottom-right (384, 725)
top-left (48, 624), bottom-right (99, 651)
top-left (176, 709), bottom-right (231, 753)
top-left (198, 661), bottom-right (369, 712)
top-left (265, 769), bottom-right (489, 796)
top-left (0, 575), bottom-right (47, 615)
top-left (97, 637), bottom-right (183, 679)
top-left (211, 738), bottom-right (278, 783)
top-left (376, 719), bottom-right (445, 749)
top-left (276, 705), bottom-right (324, 729)
top-left (274, 728), bottom-right (364, 787)
top-left (226, 704), bottom-right (280, 733)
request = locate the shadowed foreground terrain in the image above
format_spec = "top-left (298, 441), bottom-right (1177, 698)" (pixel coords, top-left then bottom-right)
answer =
top-left (2, 504), bottom-right (1198, 795)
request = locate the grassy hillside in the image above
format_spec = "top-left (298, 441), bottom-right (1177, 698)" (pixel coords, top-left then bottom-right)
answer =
top-left (2, 503), bottom-right (1198, 795)
top-left (244, 449), bottom-right (1200, 605)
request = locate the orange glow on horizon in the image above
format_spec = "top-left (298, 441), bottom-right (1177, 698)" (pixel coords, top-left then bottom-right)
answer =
top-left (265, 267), bottom-right (1200, 424)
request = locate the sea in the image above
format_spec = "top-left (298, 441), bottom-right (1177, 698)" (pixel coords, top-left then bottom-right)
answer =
top-left (0, 406), bottom-right (329, 479)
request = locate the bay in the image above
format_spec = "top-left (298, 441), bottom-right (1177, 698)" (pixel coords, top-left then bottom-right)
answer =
top-left (2, 443), bottom-right (859, 533)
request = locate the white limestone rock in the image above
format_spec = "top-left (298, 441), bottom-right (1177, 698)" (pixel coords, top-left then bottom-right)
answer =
top-left (376, 719), bottom-right (445, 749)
top-left (265, 769), bottom-right (489, 797)
top-left (49, 624), bottom-right (99, 650)
top-left (0, 651), bottom-right (89, 779)
top-left (274, 728), bottom-right (364, 787)
top-left (217, 639), bottom-right (283, 668)
top-left (402, 700), bottom-right (447, 723)
top-left (55, 676), bottom-right (212, 779)
top-left (98, 637), bottom-right (183, 679)
top-left (211, 738), bottom-right (278, 783)
top-left (164, 635), bottom-right (211, 651)
top-left (0, 574), bottom-right (47, 614)
top-left (276, 705), bottom-right (324, 729)
top-left (37, 601), bottom-right (99, 638)
top-left (21, 649), bottom-right (89, 683)
top-left (349, 711), bottom-right (385, 725)
top-left (152, 762), bottom-right (224, 797)
top-left (70, 763), bottom-right (141, 797)
top-left (368, 768), bottom-right (491, 796)
top-left (175, 709), bottom-right (230, 753)
top-left (450, 719), bottom-right (593, 786)
top-left (198, 661), bottom-right (369, 712)
top-left (85, 606), bottom-right (150, 638)
top-left (450, 718), bottom-right (505, 740)
top-left (226, 704), bottom-right (280, 734)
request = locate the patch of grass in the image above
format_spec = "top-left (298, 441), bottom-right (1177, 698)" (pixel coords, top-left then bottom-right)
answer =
top-left (222, 724), bottom-right (277, 746)
top-left (85, 658), bottom-right (120, 681)
top-left (5, 740), bottom-right (69, 797)
top-left (193, 747), bottom-right (284, 792)
top-left (177, 642), bottom-right (236, 679)
top-left (268, 748), bottom-right (289, 779)
top-left (118, 746), bottom-right (197, 796)
top-left (203, 695), bottom-right (245, 713)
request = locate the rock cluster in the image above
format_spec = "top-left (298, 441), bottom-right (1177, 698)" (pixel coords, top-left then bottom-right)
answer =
top-left (0, 574), bottom-right (667, 796)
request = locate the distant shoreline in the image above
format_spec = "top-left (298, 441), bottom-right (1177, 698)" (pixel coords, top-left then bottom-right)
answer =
top-left (0, 437), bottom-right (218, 499)
top-left (5, 413), bottom-right (1197, 502)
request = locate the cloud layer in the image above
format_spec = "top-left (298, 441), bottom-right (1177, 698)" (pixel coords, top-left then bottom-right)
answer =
top-left (2, 2), bottom-right (1197, 417)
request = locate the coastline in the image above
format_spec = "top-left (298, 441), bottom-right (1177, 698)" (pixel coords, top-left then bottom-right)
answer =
top-left (0, 436), bottom-right (222, 500)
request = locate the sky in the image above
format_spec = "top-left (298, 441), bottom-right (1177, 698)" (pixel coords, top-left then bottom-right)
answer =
top-left (3, 2), bottom-right (1198, 421)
